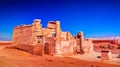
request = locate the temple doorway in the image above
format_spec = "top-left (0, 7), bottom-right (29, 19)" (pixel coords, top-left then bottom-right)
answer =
top-left (44, 43), bottom-right (50, 54)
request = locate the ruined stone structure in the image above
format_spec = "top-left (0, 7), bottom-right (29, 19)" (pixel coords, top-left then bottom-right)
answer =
top-left (101, 50), bottom-right (109, 60)
top-left (101, 50), bottom-right (113, 60)
top-left (12, 19), bottom-right (93, 55)
top-left (75, 32), bottom-right (93, 53)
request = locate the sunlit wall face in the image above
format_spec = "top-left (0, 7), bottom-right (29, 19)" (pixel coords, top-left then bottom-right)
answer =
top-left (0, 0), bottom-right (120, 41)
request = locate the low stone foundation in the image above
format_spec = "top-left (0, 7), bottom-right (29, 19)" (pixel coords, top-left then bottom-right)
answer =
top-left (6, 44), bottom-right (44, 56)
top-left (33, 45), bottom-right (43, 56)
top-left (101, 50), bottom-right (109, 60)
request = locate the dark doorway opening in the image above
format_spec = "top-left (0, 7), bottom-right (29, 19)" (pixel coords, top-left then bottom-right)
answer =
top-left (44, 43), bottom-right (50, 54)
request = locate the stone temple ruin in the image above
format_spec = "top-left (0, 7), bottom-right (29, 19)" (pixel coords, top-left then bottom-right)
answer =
top-left (12, 19), bottom-right (93, 56)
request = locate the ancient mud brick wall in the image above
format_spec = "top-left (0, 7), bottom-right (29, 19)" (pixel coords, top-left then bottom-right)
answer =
top-left (12, 25), bottom-right (33, 45)
top-left (12, 19), bottom-right (91, 55)
top-left (12, 19), bottom-right (42, 46)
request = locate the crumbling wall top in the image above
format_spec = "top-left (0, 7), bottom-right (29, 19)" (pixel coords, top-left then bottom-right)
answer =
top-left (14, 24), bottom-right (32, 29)
top-left (34, 19), bottom-right (41, 23)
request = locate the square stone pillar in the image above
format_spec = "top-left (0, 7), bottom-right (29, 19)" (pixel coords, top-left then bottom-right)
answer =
top-left (55, 21), bottom-right (61, 55)
top-left (76, 32), bottom-right (84, 54)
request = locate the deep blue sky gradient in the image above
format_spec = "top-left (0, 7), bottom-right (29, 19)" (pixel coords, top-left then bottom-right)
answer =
top-left (0, 0), bottom-right (120, 41)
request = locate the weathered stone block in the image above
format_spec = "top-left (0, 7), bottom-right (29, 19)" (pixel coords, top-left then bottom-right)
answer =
top-left (33, 45), bottom-right (43, 56)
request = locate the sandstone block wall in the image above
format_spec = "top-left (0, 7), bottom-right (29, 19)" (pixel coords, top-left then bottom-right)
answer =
top-left (12, 25), bottom-right (33, 45)
top-left (12, 19), bottom-right (94, 55)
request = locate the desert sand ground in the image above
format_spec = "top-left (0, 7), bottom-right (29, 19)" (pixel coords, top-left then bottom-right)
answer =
top-left (0, 45), bottom-right (120, 67)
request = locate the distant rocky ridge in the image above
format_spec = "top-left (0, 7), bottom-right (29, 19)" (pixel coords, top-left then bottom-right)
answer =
top-left (0, 41), bottom-right (12, 45)
top-left (0, 41), bottom-right (12, 43)
top-left (90, 36), bottom-right (120, 44)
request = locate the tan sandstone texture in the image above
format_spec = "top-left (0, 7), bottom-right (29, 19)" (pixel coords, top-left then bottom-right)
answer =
top-left (12, 19), bottom-right (93, 56)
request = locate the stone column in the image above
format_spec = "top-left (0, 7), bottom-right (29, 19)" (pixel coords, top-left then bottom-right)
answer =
top-left (55, 21), bottom-right (61, 55)
top-left (76, 32), bottom-right (84, 54)
top-left (79, 32), bottom-right (84, 51)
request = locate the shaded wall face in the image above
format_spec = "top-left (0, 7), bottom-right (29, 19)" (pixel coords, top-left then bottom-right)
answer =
top-left (12, 26), bottom-right (33, 45)
top-left (12, 20), bottom-right (43, 46)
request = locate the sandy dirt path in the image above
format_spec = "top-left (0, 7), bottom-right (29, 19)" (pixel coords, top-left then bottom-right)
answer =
top-left (0, 46), bottom-right (120, 67)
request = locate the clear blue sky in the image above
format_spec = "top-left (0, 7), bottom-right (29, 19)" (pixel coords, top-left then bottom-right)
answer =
top-left (0, 0), bottom-right (120, 41)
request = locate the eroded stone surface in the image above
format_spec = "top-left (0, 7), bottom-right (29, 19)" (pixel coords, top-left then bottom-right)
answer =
top-left (12, 19), bottom-right (94, 55)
